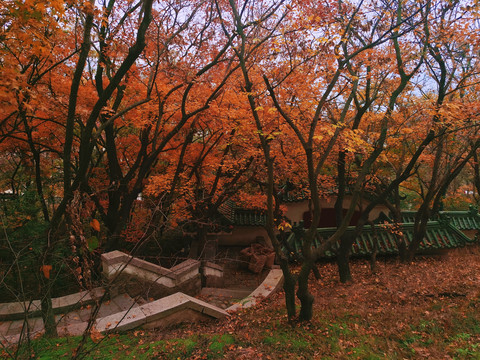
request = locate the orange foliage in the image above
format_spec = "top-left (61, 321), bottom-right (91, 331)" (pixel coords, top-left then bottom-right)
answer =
top-left (1, 0), bottom-right (480, 249)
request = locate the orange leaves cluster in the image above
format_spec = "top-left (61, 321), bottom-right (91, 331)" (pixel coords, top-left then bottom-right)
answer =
top-left (40, 264), bottom-right (52, 279)
top-left (1, 0), bottom-right (480, 249)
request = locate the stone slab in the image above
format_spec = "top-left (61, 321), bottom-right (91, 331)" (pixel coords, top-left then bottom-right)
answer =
top-left (0, 300), bottom-right (41, 319)
top-left (139, 294), bottom-right (190, 323)
top-left (28, 317), bottom-right (44, 334)
top-left (226, 269), bottom-right (283, 312)
top-left (200, 287), bottom-right (252, 299)
top-left (203, 275), bottom-right (224, 288)
top-left (0, 317), bottom-right (44, 341)
top-left (101, 250), bottom-right (129, 266)
top-left (95, 306), bottom-right (146, 333)
top-left (56, 311), bottom-right (83, 326)
top-left (102, 251), bottom-right (184, 281)
top-left (51, 287), bottom-right (105, 311)
top-left (0, 320), bottom-right (11, 335)
top-left (77, 307), bottom-right (94, 322)
top-left (202, 261), bottom-right (223, 272)
top-left (6, 320), bottom-right (24, 336)
top-left (173, 293), bottom-right (227, 318)
top-left (128, 258), bottom-right (173, 279)
top-left (57, 321), bottom-right (88, 337)
top-left (0, 333), bottom-right (20, 345)
top-left (94, 292), bottom-right (227, 334)
top-left (96, 300), bottom-right (122, 318)
top-left (142, 308), bottom-right (211, 330)
top-left (118, 265), bottom-right (176, 288)
top-left (140, 293), bottom-right (228, 326)
top-left (0, 288), bottom-right (104, 321)
top-left (111, 294), bottom-right (137, 311)
top-left (170, 259), bottom-right (201, 278)
top-left (101, 251), bottom-right (202, 300)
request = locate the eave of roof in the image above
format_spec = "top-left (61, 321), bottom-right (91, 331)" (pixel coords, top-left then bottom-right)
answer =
top-left (284, 220), bottom-right (475, 259)
top-left (401, 208), bottom-right (480, 231)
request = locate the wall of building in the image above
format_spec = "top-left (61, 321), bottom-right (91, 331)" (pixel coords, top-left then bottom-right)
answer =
top-left (284, 197), bottom-right (389, 227)
top-left (217, 226), bottom-right (270, 247)
top-left (216, 197), bottom-right (389, 248)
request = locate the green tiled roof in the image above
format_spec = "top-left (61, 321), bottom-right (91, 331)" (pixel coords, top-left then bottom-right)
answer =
top-left (218, 200), bottom-right (235, 223)
top-left (283, 220), bottom-right (475, 259)
top-left (233, 209), bottom-right (267, 226)
top-left (401, 207), bottom-right (480, 231)
top-left (439, 210), bottom-right (480, 230)
top-left (221, 203), bottom-right (480, 235)
top-left (217, 200), bottom-right (267, 227)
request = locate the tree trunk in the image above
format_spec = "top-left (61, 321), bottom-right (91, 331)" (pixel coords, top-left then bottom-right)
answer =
top-left (39, 270), bottom-right (57, 337)
top-left (297, 260), bottom-right (314, 321)
top-left (335, 151), bottom-right (352, 283)
top-left (281, 260), bottom-right (297, 320)
top-left (398, 239), bottom-right (407, 263)
top-left (103, 188), bottom-right (141, 251)
top-left (408, 205), bottom-right (430, 261)
top-left (391, 189), bottom-right (408, 263)
top-left (370, 241), bottom-right (378, 273)
top-left (336, 236), bottom-right (352, 283)
top-left (197, 226), bottom-right (208, 259)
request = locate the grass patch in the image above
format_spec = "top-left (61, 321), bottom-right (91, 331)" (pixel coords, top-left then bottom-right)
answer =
top-left (208, 334), bottom-right (236, 358)
top-left (9, 333), bottom-right (201, 360)
top-left (453, 343), bottom-right (480, 359)
top-left (9, 305), bottom-right (480, 360)
top-left (262, 331), bottom-right (310, 352)
top-left (453, 313), bottom-right (480, 335)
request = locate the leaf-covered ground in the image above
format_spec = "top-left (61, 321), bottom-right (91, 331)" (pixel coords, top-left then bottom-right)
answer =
top-left (6, 245), bottom-right (480, 359)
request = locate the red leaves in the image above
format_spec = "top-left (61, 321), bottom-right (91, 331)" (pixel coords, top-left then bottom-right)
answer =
top-left (40, 264), bottom-right (52, 279)
top-left (90, 219), bottom-right (100, 232)
top-left (89, 327), bottom-right (104, 343)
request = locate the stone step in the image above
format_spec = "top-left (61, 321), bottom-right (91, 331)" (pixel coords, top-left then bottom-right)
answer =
top-left (57, 294), bottom-right (140, 337)
top-left (57, 321), bottom-right (88, 337)
top-left (199, 287), bottom-right (252, 299)
top-left (55, 293), bottom-right (137, 325)
top-left (1, 293), bottom-right (142, 341)
top-left (111, 293), bottom-right (139, 312)
top-left (0, 317), bottom-right (44, 342)
top-left (0, 287), bottom-right (105, 321)
top-left (95, 292), bottom-right (228, 333)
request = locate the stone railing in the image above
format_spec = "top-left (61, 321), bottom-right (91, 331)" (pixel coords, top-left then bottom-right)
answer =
top-left (0, 287), bottom-right (104, 321)
top-left (201, 261), bottom-right (224, 287)
top-left (94, 268), bottom-right (284, 333)
top-left (0, 253), bottom-right (283, 339)
top-left (0, 267), bottom-right (284, 344)
top-left (101, 251), bottom-right (202, 299)
top-left (226, 268), bottom-right (283, 312)
top-left (95, 292), bottom-right (228, 333)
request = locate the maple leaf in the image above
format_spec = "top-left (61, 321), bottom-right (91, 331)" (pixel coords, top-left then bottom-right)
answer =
top-left (40, 265), bottom-right (52, 279)
top-left (90, 219), bottom-right (100, 232)
top-left (90, 327), bottom-right (104, 343)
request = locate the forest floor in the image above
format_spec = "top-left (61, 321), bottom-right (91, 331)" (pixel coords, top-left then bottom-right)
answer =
top-left (5, 245), bottom-right (480, 359)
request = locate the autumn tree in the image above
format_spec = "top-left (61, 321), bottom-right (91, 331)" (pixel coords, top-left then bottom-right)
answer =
top-left (219, 0), bottom-right (426, 319)
top-left (329, 0), bottom-right (480, 277)
top-left (331, 0), bottom-right (432, 279)
top-left (1, 0), bottom-right (156, 337)
top-left (81, 1), bottom-right (240, 252)
top-left (469, 148), bottom-right (480, 205)
top-left (405, 0), bottom-right (480, 260)
top-left (143, 94), bottom-right (263, 259)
